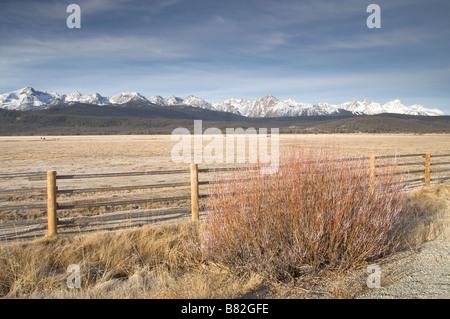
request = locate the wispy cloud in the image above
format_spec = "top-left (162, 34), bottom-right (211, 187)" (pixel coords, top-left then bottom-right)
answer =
top-left (321, 28), bottom-right (443, 51)
top-left (0, 35), bottom-right (188, 66)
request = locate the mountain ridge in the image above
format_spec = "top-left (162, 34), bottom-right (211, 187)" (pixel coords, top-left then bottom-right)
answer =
top-left (0, 87), bottom-right (445, 117)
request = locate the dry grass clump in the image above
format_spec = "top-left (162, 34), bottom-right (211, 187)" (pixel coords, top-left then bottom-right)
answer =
top-left (201, 149), bottom-right (409, 279)
top-left (0, 222), bottom-right (194, 298)
top-left (0, 220), bottom-right (267, 298)
top-left (401, 184), bottom-right (450, 246)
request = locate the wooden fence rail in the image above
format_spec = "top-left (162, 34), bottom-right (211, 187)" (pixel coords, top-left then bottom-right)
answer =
top-left (0, 153), bottom-right (449, 240)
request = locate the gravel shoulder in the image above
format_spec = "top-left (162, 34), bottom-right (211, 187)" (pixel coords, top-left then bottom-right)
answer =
top-left (357, 185), bottom-right (450, 299)
top-left (357, 237), bottom-right (449, 299)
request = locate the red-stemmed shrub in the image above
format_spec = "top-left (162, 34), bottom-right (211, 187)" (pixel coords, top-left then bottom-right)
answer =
top-left (201, 149), bottom-right (408, 279)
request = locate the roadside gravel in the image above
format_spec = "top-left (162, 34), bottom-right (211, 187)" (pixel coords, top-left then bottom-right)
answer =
top-left (357, 184), bottom-right (450, 299)
top-left (357, 237), bottom-right (449, 299)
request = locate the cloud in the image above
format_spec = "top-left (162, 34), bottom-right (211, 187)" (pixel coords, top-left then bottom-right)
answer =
top-left (321, 28), bottom-right (443, 51)
top-left (0, 0), bottom-right (181, 22)
top-left (0, 35), bottom-right (188, 67)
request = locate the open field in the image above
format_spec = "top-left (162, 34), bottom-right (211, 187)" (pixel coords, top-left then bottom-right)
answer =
top-left (1, 133), bottom-right (450, 173)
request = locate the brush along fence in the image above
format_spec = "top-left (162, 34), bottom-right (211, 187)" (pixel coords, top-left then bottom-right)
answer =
top-left (0, 153), bottom-right (449, 240)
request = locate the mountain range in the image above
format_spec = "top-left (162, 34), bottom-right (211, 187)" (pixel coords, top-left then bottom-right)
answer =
top-left (0, 87), bottom-right (445, 117)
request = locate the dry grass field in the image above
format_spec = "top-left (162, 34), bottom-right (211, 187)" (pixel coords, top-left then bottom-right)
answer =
top-left (1, 133), bottom-right (449, 189)
top-left (0, 133), bottom-right (449, 299)
top-left (1, 134), bottom-right (450, 174)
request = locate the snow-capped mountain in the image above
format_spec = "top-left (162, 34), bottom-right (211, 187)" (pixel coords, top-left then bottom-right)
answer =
top-left (0, 87), bottom-right (60, 111)
top-left (338, 99), bottom-right (384, 115)
top-left (211, 95), bottom-right (445, 117)
top-left (108, 92), bottom-right (147, 105)
top-left (336, 99), bottom-right (444, 116)
top-left (379, 99), bottom-right (444, 116)
top-left (181, 95), bottom-right (211, 109)
top-left (147, 95), bottom-right (184, 106)
top-left (0, 87), bottom-right (445, 117)
top-left (0, 87), bottom-right (111, 110)
top-left (64, 91), bottom-right (110, 105)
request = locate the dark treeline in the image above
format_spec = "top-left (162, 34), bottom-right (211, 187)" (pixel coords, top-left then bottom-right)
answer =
top-left (1, 106), bottom-right (449, 135)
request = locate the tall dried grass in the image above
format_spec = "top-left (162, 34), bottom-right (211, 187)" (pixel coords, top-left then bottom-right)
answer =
top-left (0, 222), bottom-right (203, 298)
top-left (202, 149), bottom-right (409, 279)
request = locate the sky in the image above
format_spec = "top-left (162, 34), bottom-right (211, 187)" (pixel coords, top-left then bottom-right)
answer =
top-left (0, 0), bottom-right (449, 114)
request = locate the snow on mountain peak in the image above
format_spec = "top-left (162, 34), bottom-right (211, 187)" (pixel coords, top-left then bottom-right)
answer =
top-left (64, 91), bottom-right (110, 105)
top-left (162, 96), bottom-right (184, 105)
top-left (146, 95), bottom-right (162, 104)
top-left (64, 91), bottom-right (82, 101)
top-left (338, 99), bottom-right (383, 115)
top-left (108, 92), bottom-right (148, 104)
top-left (378, 99), bottom-right (445, 116)
top-left (0, 87), bottom-right (445, 117)
top-left (18, 87), bottom-right (37, 95)
top-left (0, 87), bottom-right (58, 111)
top-left (182, 95), bottom-right (211, 109)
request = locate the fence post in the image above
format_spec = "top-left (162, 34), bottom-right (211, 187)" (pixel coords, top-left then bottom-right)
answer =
top-left (190, 164), bottom-right (199, 221)
top-left (46, 171), bottom-right (58, 237)
top-left (425, 153), bottom-right (431, 187)
top-left (369, 156), bottom-right (375, 195)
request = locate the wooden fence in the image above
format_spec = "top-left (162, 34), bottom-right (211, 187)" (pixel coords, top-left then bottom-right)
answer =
top-left (0, 153), bottom-right (449, 240)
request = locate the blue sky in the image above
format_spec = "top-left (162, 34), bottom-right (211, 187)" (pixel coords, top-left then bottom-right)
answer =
top-left (1, 0), bottom-right (449, 113)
